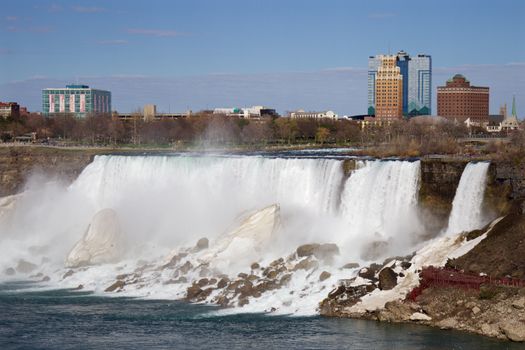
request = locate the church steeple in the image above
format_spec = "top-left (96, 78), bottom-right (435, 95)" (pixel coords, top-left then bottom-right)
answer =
top-left (511, 95), bottom-right (517, 117)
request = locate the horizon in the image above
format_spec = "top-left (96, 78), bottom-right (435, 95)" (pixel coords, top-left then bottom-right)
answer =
top-left (1, 0), bottom-right (524, 115)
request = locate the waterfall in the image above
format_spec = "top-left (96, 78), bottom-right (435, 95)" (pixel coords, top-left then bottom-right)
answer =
top-left (3, 154), bottom-right (479, 315)
top-left (72, 155), bottom-right (345, 214)
top-left (445, 162), bottom-right (490, 235)
top-left (339, 160), bottom-right (423, 257)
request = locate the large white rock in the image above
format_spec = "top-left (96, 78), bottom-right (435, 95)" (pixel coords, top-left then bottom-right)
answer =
top-left (199, 204), bottom-right (281, 264)
top-left (66, 208), bottom-right (122, 268)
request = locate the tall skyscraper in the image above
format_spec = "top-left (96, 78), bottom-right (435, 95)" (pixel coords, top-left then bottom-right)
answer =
top-left (368, 51), bottom-right (432, 117)
top-left (374, 55), bottom-right (403, 119)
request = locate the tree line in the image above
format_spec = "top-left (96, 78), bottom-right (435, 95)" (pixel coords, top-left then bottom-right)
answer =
top-left (0, 112), bottom-right (522, 157)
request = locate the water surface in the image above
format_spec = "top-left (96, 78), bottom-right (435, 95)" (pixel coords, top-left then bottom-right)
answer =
top-left (0, 282), bottom-right (518, 350)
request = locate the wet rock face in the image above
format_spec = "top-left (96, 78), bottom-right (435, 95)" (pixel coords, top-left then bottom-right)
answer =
top-left (66, 208), bottom-right (122, 268)
top-left (0, 147), bottom-right (96, 197)
top-left (357, 263), bottom-right (381, 282)
top-left (378, 267), bottom-right (397, 291)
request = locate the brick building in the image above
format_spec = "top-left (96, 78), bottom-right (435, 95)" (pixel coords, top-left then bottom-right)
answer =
top-left (437, 74), bottom-right (489, 118)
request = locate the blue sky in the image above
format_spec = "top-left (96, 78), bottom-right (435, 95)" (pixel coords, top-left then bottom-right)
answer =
top-left (1, 0), bottom-right (524, 115)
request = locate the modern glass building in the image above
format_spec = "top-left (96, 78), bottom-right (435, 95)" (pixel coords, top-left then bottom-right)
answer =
top-left (42, 84), bottom-right (111, 117)
top-left (368, 51), bottom-right (432, 117)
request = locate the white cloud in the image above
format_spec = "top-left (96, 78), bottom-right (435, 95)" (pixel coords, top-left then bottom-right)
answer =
top-left (97, 39), bottom-right (128, 45)
top-left (126, 28), bottom-right (182, 37)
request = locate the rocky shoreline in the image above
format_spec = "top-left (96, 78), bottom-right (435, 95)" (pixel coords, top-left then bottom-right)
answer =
top-left (319, 203), bottom-right (525, 342)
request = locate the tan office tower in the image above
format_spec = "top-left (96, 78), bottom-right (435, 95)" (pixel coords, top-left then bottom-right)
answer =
top-left (375, 55), bottom-right (403, 119)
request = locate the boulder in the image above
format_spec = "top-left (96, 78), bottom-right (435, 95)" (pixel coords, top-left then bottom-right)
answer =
top-left (378, 301), bottom-right (413, 322)
top-left (250, 262), bottom-right (260, 270)
top-left (16, 260), bottom-right (37, 274)
top-left (197, 278), bottom-right (210, 287)
top-left (293, 258), bottom-right (319, 271)
top-left (217, 277), bottom-right (229, 289)
top-left (296, 243), bottom-right (339, 261)
top-left (66, 209), bottom-right (122, 268)
top-left (319, 271), bottom-right (331, 282)
top-left (194, 238), bottom-right (209, 252)
top-left (186, 284), bottom-right (203, 300)
top-left (378, 267), bottom-right (397, 290)
top-left (199, 204), bottom-right (281, 263)
top-left (437, 317), bottom-right (458, 329)
top-left (409, 312), bottom-right (432, 321)
top-left (500, 321), bottom-right (525, 342)
top-left (358, 263), bottom-right (381, 281)
top-left (341, 262), bottom-right (360, 269)
top-left (296, 243), bottom-right (320, 257)
top-left (105, 280), bottom-right (125, 292)
top-left (63, 270), bottom-right (75, 279)
top-left (179, 261), bottom-right (193, 274)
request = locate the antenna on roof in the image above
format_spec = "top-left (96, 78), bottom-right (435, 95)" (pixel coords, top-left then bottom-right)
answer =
top-left (388, 41), bottom-right (391, 55)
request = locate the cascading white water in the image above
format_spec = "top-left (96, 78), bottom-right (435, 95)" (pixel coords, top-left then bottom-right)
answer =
top-left (445, 162), bottom-right (490, 235)
top-left (0, 155), bottom-right (442, 315)
top-left (339, 160), bottom-right (423, 257)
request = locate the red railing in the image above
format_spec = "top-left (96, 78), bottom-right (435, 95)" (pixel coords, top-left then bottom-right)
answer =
top-left (407, 266), bottom-right (525, 301)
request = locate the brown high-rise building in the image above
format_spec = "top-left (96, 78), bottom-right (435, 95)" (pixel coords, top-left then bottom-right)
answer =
top-left (374, 55), bottom-right (403, 119)
top-left (437, 74), bottom-right (489, 118)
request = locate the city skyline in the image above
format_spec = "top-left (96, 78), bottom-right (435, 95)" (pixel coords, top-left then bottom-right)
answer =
top-left (1, 0), bottom-right (524, 115)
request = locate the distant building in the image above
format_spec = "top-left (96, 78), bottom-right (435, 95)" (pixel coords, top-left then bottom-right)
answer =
top-left (437, 74), bottom-right (489, 119)
top-left (144, 104), bottom-right (157, 121)
top-left (213, 106), bottom-right (277, 118)
top-left (42, 84), bottom-right (111, 117)
top-left (0, 102), bottom-right (20, 119)
top-left (501, 96), bottom-right (520, 131)
top-left (368, 51), bottom-right (431, 117)
top-left (374, 55), bottom-right (403, 119)
top-left (290, 110), bottom-right (338, 120)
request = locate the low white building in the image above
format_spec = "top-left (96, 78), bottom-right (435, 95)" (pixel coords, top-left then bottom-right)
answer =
top-left (213, 106), bottom-right (277, 118)
top-left (290, 110), bottom-right (338, 120)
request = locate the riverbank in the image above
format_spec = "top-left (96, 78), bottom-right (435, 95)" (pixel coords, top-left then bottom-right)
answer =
top-left (320, 201), bottom-right (525, 342)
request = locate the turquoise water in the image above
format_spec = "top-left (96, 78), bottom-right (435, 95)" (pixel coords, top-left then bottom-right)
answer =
top-left (0, 282), bottom-right (519, 350)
